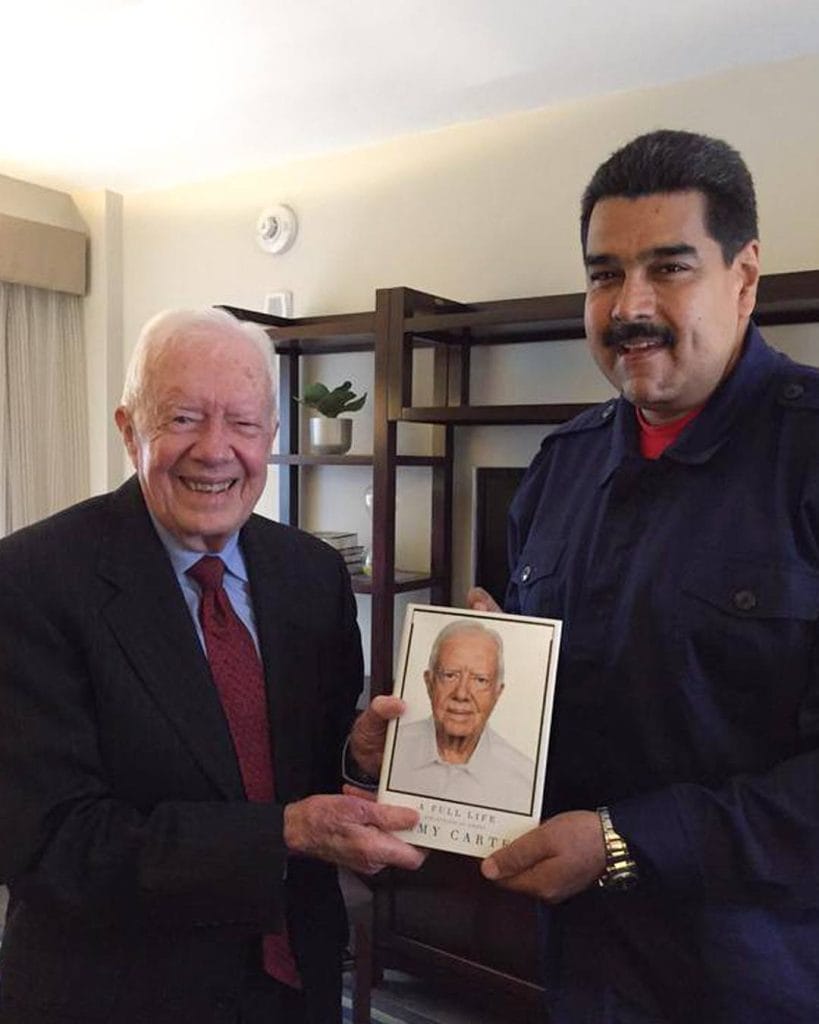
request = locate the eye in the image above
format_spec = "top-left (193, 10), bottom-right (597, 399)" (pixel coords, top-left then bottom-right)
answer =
top-left (437, 670), bottom-right (460, 685)
top-left (166, 411), bottom-right (203, 430)
top-left (233, 422), bottom-right (264, 439)
top-left (655, 262), bottom-right (689, 275)
top-left (587, 269), bottom-right (620, 285)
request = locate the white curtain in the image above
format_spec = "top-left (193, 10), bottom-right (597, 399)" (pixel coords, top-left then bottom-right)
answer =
top-left (0, 282), bottom-right (89, 535)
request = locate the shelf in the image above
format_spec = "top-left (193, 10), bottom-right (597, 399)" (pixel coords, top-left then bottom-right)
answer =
top-left (755, 270), bottom-right (819, 325)
top-left (269, 454), bottom-right (373, 466)
top-left (269, 454), bottom-right (446, 467)
top-left (218, 304), bottom-right (376, 353)
top-left (350, 570), bottom-right (440, 595)
top-left (224, 269), bottom-right (819, 355)
top-left (269, 313), bottom-right (377, 354)
top-left (397, 270), bottom-right (819, 346)
top-left (220, 304), bottom-right (376, 353)
top-left (395, 455), bottom-right (447, 467)
top-left (405, 292), bottom-right (585, 346)
top-left (399, 403), bottom-right (594, 425)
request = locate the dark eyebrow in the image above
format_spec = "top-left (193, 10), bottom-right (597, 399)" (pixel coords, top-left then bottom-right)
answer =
top-left (646, 244), bottom-right (699, 260)
top-left (583, 252), bottom-right (613, 268)
top-left (584, 243), bottom-right (699, 268)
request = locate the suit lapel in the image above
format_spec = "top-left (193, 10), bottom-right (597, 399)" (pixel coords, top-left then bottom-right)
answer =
top-left (97, 479), bottom-right (244, 799)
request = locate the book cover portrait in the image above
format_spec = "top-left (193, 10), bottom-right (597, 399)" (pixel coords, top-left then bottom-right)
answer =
top-left (379, 604), bottom-right (561, 858)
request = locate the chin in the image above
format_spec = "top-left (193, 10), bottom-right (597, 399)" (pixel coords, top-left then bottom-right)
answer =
top-left (444, 723), bottom-right (476, 736)
top-left (175, 516), bottom-right (241, 550)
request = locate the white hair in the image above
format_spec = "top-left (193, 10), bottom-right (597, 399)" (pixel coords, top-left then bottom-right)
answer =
top-left (120, 307), bottom-right (277, 422)
top-left (428, 620), bottom-right (505, 685)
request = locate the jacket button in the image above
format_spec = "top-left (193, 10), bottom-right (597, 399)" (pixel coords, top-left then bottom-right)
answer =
top-left (733, 589), bottom-right (757, 612)
top-left (520, 565), bottom-right (532, 583)
top-left (782, 382), bottom-right (804, 401)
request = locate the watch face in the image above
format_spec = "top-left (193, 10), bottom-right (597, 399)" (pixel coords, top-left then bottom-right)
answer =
top-left (600, 867), bottom-right (639, 891)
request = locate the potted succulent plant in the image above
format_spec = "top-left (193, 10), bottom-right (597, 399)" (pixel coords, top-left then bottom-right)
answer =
top-left (297, 380), bottom-right (367, 455)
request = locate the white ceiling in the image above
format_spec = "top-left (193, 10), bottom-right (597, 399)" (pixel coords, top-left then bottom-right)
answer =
top-left (3, 0), bottom-right (819, 194)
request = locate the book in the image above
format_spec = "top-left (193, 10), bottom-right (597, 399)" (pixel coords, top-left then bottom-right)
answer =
top-left (311, 530), bottom-right (358, 550)
top-left (378, 603), bottom-right (561, 858)
top-left (339, 546), bottom-right (365, 563)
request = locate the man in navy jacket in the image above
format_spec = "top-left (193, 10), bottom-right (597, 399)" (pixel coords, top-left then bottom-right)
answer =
top-left (472, 131), bottom-right (819, 1022)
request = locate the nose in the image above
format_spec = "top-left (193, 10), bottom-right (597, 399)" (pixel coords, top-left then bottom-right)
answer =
top-left (452, 674), bottom-right (471, 700)
top-left (611, 270), bottom-right (655, 322)
top-left (191, 419), bottom-right (232, 462)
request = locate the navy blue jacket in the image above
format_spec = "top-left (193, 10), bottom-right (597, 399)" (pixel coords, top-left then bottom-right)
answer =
top-left (507, 325), bottom-right (819, 1023)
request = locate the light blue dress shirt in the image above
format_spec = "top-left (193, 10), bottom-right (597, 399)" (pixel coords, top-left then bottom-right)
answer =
top-left (150, 516), bottom-right (260, 655)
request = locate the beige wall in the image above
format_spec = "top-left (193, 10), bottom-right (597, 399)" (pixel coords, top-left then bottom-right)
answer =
top-left (122, 53), bottom-right (819, 325)
top-left (72, 189), bottom-right (124, 495)
top-left (114, 53), bottom-right (819, 668)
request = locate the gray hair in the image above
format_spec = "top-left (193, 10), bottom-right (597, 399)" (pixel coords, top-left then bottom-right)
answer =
top-left (428, 620), bottom-right (505, 685)
top-left (120, 307), bottom-right (277, 423)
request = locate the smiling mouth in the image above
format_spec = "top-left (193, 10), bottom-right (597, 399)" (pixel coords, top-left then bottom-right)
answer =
top-left (617, 338), bottom-right (667, 354)
top-left (180, 478), bottom-right (236, 494)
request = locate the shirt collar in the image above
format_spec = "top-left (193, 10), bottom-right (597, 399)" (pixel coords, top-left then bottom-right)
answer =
top-left (598, 322), bottom-right (782, 486)
top-left (149, 513), bottom-right (248, 583)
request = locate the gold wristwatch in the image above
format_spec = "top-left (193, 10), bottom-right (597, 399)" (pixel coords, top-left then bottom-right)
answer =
top-left (597, 806), bottom-right (639, 891)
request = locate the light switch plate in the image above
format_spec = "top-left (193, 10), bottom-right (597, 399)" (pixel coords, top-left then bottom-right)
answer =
top-left (264, 290), bottom-right (293, 317)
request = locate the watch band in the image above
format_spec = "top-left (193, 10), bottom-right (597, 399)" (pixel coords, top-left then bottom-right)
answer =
top-left (597, 805), bottom-right (639, 891)
top-left (341, 735), bottom-right (380, 791)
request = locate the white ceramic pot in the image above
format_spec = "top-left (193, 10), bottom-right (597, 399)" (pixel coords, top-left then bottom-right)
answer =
top-left (309, 416), bottom-right (352, 455)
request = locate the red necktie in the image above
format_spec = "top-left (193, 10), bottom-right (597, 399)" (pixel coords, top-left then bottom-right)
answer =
top-left (188, 556), bottom-right (301, 989)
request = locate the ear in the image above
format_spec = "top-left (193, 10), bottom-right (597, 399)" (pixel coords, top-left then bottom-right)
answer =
top-left (423, 669), bottom-right (435, 703)
top-left (115, 406), bottom-right (139, 469)
top-left (734, 239), bottom-right (760, 319)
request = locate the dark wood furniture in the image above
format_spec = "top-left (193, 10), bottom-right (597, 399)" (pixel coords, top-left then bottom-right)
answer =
top-left (224, 268), bottom-right (819, 1013)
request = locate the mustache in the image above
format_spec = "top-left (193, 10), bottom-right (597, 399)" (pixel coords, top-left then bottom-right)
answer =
top-left (603, 322), bottom-right (676, 348)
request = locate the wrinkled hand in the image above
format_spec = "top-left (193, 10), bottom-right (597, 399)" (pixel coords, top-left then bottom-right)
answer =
top-left (348, 695), bottom-right (405, 779)
top-left (284, 793), bottom-right (426, 875)
top-left (480, 811), bottom-right (605, 903)
top-left (466, 586), bottom-right (501, 613)
top-left (342, 784), bottom-right (379, 802)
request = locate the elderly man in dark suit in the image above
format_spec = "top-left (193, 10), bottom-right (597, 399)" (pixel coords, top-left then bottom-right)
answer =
top-left (0, 308), bottom-right (423, 1024)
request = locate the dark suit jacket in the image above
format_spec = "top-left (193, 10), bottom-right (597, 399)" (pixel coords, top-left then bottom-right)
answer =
top-left (0, 477), bottom-right (364, 1023)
